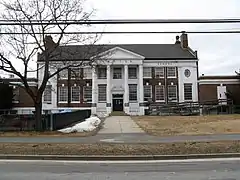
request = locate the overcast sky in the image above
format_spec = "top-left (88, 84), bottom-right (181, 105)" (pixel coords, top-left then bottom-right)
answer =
top-left (0, 0), bottom-right (239, 77)
top-left (86, 0), bottom-right (240, 76)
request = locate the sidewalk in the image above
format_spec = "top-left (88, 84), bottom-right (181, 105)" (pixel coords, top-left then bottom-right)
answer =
top-left (98, 116), bottom-right (144, 134)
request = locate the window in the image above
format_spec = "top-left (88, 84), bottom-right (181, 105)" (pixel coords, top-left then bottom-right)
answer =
top-left (155, 85), bottom-right (165, 101)
top-left (143, 67), bottom-right (152, 78)
top-left (59, 69), bottom-right (68, 79)
top-left (83, 68), bottom-right (92, 79)
top-left (71, 86), bottom-right (80, 102)
top-left (59, 86), bottom-right (68, 102)
top-left (184, 69), bottom-right (191, 78)
top-left (167, 67), bottom-right (176, 77)
top-left (98, 67), bottom-right (106, 79)
top-left (129, 84), bottom-right (137, 101)
top-left (83, 86), bottom-right (92, 102)
top-left (113, 67), bottom-right (122, 79)
top-left (128, 67), bottom-right (137, 79)
top-left (98, 84), bottom-right (106, 102)
top-left (144, 85), bottom-right (152, 101)
top-left (13, 87), bottom-right (19, 102)
top-left (70, 68), bottom-right (81, 79)
top-left (168, 85), bottom-right (177, 101)
top-left (43, 85), bottom-right (52, 103)
top-left (155, 67), bottom-right (164, 78)
top-left (184, 83), bottom-right (192, 101)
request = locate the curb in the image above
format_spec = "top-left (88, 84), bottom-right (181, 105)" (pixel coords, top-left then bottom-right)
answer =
top-left (1, 153), bottom-right (240, 161)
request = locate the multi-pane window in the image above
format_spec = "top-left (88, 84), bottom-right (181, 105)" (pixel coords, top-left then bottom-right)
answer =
top-left (184, 83), bottom-right (193, 101)
top-left (83, 68), bottom-right (92, 79)
top-left (113, 67), bottom-right (122, 79)
top-left (43, 85), bottom-right (52, 103)
top-left (71, 86), bottom-right (80, 102)
top-left (144, 85), bottom-right (152, 101)
top-left (168, 85), bottom-right (177, 101)
top-left (59, 69), bottom-right (68, 79)
top-left (97, 67), bottom-right (107, 79)
top-left (58, 86), bottom-right (68, 102)
top-left (155, 67), bottom-right (164, 78)
top-left (143, 67), bottom-right (152, 78)
top-left (129, 84), bottom-right (138, 101)
top-left (167, 67), bottom-right (176, 77)
top-left (13, 87), bottom-right (20, 102)
top-left (98, 84), bottom-right (107, 102)
top-left (155, 85), bottom-right (165, 101)
top-left (70, 68), bottom-right (81, 79)
top-left (83, 86), bottom-right (92, 102)
top-left (128, 67), bottom-right (137, 79)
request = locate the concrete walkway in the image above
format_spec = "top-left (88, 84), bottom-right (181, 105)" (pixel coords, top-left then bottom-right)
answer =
top-left (98, 116), bottom-right (144, 134)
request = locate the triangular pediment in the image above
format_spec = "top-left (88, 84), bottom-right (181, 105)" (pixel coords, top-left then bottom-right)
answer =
top-left (92, 46), bottom-right (145, 60)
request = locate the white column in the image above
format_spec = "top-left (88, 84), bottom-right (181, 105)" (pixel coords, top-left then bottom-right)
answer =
top-left (91, 66), bottom-right (97, 115)
top-left (139, 64), bottom-right (144, 115)
top-left (124, 65), bottom-right (129, 114)
top-left (106, 65), bottom-right (111, 115)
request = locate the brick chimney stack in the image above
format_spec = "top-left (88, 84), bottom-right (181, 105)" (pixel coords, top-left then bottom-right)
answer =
top-left (180, 31), bottom-right (188, 49)
top-left (44, 35), bottom-right (57, 51)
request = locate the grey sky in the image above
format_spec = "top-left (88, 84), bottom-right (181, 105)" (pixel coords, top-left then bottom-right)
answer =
top-left (87, 0), bottom-right (240, 76)
top-left (0, 0), bottom-right (239, 77)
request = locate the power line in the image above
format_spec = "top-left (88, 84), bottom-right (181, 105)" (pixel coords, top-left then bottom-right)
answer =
top-left (1, 30), bottom-right (240, 35)
top-left (0, 18), bottom-right (240, 25)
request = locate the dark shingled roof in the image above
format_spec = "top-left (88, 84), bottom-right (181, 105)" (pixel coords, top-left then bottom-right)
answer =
top-left (38, 43), bottom-right (198, 61)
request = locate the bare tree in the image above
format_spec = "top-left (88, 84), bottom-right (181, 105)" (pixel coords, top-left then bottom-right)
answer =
top-left (0, 0), bottom-right (105, 131)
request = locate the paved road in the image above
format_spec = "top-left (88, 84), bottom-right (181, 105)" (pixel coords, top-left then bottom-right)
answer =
top-left (1, 133), bottom-right (240, 143)
top-left (0, 158), bottom-right (239, 179)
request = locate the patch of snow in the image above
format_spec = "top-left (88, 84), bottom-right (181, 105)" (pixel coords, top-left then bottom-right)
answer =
top-left (96, 112), bottom-right (109, 118)
top-left (58, 116), bottom-right (101, 133)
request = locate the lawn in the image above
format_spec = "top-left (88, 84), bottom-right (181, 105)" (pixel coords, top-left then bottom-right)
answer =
top-left (1, 141), bottom-right (240, 155)
top-left (0, 131), bottom-right (98, 137)
top-left (132, 114), bottom-right (240, 136)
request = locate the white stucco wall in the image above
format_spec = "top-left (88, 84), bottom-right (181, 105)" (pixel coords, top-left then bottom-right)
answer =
top-left (178, 62), bottom-right (198, 102)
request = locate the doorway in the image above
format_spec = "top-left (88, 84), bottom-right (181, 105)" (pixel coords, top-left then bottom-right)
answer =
top-left (112, 94), bottom-right (123, 111)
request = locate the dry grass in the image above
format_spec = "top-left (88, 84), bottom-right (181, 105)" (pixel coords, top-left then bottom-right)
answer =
top-left (132, 115), bottom-right (240, 136)
top-left (0, 141), bottom-right (240, 155)
top-left (0, 131), bottom-right (97, 137)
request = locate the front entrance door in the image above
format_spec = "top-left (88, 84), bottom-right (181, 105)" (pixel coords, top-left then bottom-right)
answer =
top-left (112, 94), bottom-right (123, 111)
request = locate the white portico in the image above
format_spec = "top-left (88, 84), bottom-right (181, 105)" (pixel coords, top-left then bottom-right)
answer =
top-left (91, 47), bottom-right (145, 116)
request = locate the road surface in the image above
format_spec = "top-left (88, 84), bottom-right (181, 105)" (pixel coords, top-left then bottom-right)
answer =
top-left (1, 133), bottom-right (240, 143)
top-left (0, 158), bottom-right (239, 179)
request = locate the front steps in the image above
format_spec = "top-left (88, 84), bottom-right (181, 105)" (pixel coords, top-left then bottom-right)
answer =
top-left (110, 111), bottom-right (128, 116)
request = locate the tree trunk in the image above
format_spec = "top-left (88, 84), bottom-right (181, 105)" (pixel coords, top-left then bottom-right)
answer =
top-left (34, 102), bottom-right (43, 131)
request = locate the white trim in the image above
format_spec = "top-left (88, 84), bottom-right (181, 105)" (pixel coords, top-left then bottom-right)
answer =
top-left (58, 101), bottom-right (68, 103)
top-left (9, 82), bottom-right (37, 86)
top-left (71, 101), bottom-right (81, 103)
top-left (91, 46), bottom-right (145, 60)
top-left (155, 100), bottom-right (165, 103)
top-left (145, 59), bottom-right (198, 63)
top-left (198, 79), bottom-right (240, 85)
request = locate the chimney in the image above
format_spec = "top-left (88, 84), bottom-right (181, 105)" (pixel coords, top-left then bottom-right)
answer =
top-left (180, 31), bottom-right (188, 49)
top-left (44, 35), bottom-right (57, 51)
top-left (175, 35), bottom-right (181, 44)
